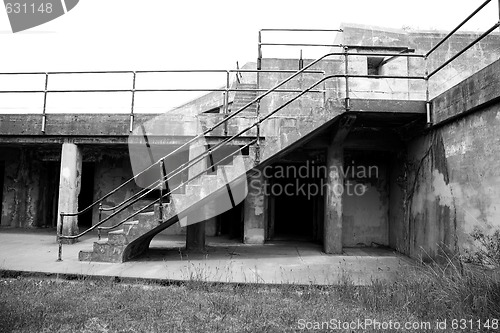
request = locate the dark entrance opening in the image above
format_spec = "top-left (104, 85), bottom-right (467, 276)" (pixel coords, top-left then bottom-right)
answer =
top-left (0, 161), bottom-right (4, 225)
top-left (219, 201), bottom-right (244, 240)
top-left (41, 161), bottom-right (60, 228)
top-left (78, 162), bottom-right (95, 228)
top-left (274, 189), bottom-right (314, 240)
top-left (270, 162), bottom-right (325, 242)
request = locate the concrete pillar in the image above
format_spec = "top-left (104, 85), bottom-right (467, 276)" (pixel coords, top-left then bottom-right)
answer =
top-left (323, 144), bottom-right (343, 254)
top-left (243, 173), bottom-right (266, 244)
top-left (185, 141), bottom-right (207, 251)
top-left (186, 222), bottom-right (205, 251)
top-left (56, 142), bottom-right (82, 241)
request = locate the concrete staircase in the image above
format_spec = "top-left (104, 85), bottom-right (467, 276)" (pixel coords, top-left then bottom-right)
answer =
top-left (231, 83), bottom-right (258, 113)
top-left (79, 153), bottom-right (253, 263)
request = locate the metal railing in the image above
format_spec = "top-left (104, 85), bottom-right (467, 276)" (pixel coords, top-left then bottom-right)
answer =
top-left (0, 68), bottom-right (325, 135)
top-left (55, 50), bottom-right (429, 260)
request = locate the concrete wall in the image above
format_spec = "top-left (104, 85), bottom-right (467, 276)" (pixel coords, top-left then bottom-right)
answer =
top-left (392, 59), bottom-right (500, 260)
top-left (343, 154), bottom-right (389, 247)
top-left (258, 58), bottom-right (346, 161)
top-left (337, 23), bottom-right (500, 100)
top-left (0, 147), bottom-right (59, 228)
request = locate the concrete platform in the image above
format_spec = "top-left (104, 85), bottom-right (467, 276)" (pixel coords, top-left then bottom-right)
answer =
top-left (0, 228), bottom-right (415, 285)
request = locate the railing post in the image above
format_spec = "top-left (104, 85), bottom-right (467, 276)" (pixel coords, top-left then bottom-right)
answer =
top-left (41, 73), bottom-right (48, 133)
top-left (344, 46), bottom-right (350, 111)
top-left (129, 71), bottom-right (136, 133)
top-left (97, 202), bottom-right (103, 240)
top-left (223, 70), bottom-right (230, 136)
top-left (57, 213), bottom-right (64, 261)
top-left (299, 49), bottom-right (304, 70)
top-left (322, 72), bottom-right (327, 108)
top-left (255, 97), bottom-right (261, 166)
top-left (159, 159), bottom-right (164, 223)
top-left (236, 61), bottom-right (242, 84)
top-left (425, 57), bottom-right (432, 125)
top-left (257, 30), bottom-right (262, 71)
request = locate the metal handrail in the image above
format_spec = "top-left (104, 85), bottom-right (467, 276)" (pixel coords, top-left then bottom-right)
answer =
top-left (58, 64), bottom-right (331, 222)
top-left (96, 139), bottom-right (257, 235)
top-left (425, 0), bottom-right (494, 57)
top-left (427, 22), bottom-right (500, 78)
top-left (73, 69), bottom-right (426, 238)
top-left (57, 69), bottom-right (425, 250)
top-left (58, 68), bottom-right (346, 252)
top-left (58, 138), bottom-right (256, 260)
top-left (57, 50), bottom-right (426, 221)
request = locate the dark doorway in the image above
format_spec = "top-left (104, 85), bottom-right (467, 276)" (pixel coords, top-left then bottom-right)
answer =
top-left (78, 162), bottom-right (95, 228)
top-left (219, 201), bottom-right (244, 240)
top-left (42, 162), bottom-right (60, 227)
top-left (0, 161), bottom-right (4, 225)
top-left (271, 163), bottom-right (323, 241)
top-left (274, 188), bottom-right (315, 240)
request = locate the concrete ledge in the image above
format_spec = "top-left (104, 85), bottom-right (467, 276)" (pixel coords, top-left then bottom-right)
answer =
top-left (349, 99), bottom-right (426, 114)
top-left (0, 113), bottom-right (260, 138)
top-left (432, 58), bottom-right (500, 125)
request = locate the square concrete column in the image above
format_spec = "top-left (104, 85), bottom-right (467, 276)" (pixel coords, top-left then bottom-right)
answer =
top-left (56, 142), bottom-right (82, 241)
top-left (323, 144), bottom-right (343, 254)
top-left (243, 172), bottom-right (266, 244)
top-left (185, 141), bottom-right (207, 251)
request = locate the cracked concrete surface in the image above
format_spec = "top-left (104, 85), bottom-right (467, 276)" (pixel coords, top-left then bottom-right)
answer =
top-left (0, 229), bottom-right (414, 285)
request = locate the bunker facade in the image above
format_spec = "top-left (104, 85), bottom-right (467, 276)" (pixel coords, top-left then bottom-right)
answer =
top-left (1, 23), bottom-right (500, 262)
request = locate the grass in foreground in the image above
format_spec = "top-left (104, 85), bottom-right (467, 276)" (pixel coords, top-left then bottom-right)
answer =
top-left (0, 263), bottom-right (499, 333)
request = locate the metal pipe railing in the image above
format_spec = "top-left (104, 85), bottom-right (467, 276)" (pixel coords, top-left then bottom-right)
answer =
top-left (129, 72), bottom-right (136, 132)
top-left (96, 139), bottom-right (257, 236)
top-left (57, 49), bottom-right (426, 246)
top-left (41, 73), bottom-right (48, 133)
top-left (425, 0), bottom-right (493, 58)
top-left (54, 56), bottom-right (337, 230)
top-left (427, 21), bottom-right (500, 79)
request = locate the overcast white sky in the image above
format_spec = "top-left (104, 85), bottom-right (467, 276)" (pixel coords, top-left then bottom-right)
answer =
top-left (0, 0), bottom-right (498, 112)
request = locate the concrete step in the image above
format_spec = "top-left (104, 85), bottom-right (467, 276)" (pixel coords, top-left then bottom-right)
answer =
top-left (79, 203), bottom-right (180, 263)
top-left (78, 250), bottom-right (93, 262)
top-left (108, 229), bottom-right (128, 246)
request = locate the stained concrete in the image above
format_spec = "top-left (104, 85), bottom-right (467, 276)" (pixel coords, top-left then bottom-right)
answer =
top-left (324, 144), bottom-right (343, 254)
top-left (0, 229), bottom-right (414, 285)
top-left (57, 142), bottom-right (82, 238)
top-left (336, 23), bottom-right (500, 99)
top-left (343, 153), bottom-right (389, 247)
top-left (1, 147), bottom-right (60, 228)
top-left (243, 173), bottom-right (266, 244)
top-left (390, 57), bottom-right (500, 261)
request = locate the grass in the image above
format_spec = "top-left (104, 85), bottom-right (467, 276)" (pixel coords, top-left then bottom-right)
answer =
top-left (0, 260), bottom-right (499, 333)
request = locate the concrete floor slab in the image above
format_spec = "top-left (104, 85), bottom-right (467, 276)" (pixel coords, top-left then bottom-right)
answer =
top-left (0, 228), bottom-right (415, 285)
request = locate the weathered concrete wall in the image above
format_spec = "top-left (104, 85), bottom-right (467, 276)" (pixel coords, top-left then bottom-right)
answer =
top-left (91, 154), bottom-right (142, 228)
top-left (0, 113), bottom-right (257, 138)
top-left (343, 157), bottom-right (389, 247)
top-left (244, 173), bottom-right (266, 244)
top-left (337, 23), bottom-right (500, 99)
top-left (396, 59), bottom-right (500, 260)
top-left (259, 58), bottom-right (345, 162)
top-left (0, 147), bottom-right (57, 228)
